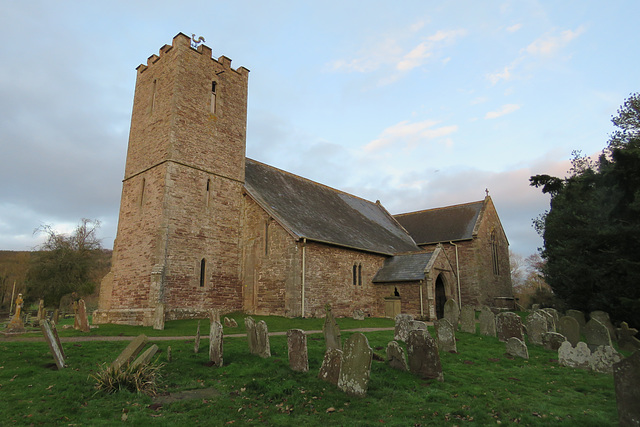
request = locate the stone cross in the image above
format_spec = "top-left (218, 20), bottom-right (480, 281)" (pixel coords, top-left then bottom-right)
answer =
top-left (337, 333), bottom-right (373, 397)
top-left (209, 320), bottom-right (224, 366)
top-left (323, 305), bottom-right (342, 350)
top-left (287, 329), bottom-right (309, 372)
top-left (616, 321), bottom-right (640, 352)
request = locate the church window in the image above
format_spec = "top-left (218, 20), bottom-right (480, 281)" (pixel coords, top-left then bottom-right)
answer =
top-left (264, 221), bottom-right (269, 256)
top-left (352, 264), bottom-right (357, 286)
top-left (206, 178), bottom-right (211, 207)
top-left (199, 258), bottom-right (206, 287)
top-left (210, 81), bottom-right (217, 114)
top-left (140, 178), bottom-right (146, 207)
top-left (358, 264), bottom-right (362, 286)
top-left (491, 230), bottom-right (500, 275)
top-left (150, 79), bottom-right (157, 114)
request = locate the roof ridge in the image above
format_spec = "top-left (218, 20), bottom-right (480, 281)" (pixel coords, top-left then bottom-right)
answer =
top-left (394, 199), bottom-right (484, 217)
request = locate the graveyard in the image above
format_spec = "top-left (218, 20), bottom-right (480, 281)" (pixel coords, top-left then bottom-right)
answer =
top-left (0, 308), bottom-right (629, 426)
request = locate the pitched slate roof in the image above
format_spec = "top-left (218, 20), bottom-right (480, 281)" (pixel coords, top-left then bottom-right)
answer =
top-left (394, 200), bottom-right (484, 245)
top-left (244, 158), bottom-right (420, 255)
top-left (372, 252), bottom-right (434, 283)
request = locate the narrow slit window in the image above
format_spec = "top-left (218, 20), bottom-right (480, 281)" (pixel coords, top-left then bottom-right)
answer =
top-left (140, 178), bottom-right (146, 207)
top-left (206, 178), bottom-right (211, 207)
top-left (210, 81), bottom-right (217, 114)
top-left (200, 258), bottom-right (206, 287)
top-left (358, 264), bottom-right (362, 286)
top-left (491, 230), bottom-right (500, 275)
top-left (352, 264), bottom-right (357, 286)
top-left (150, 79), bottom-right (157, 114)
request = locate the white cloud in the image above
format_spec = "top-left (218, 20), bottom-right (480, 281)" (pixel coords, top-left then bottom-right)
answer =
top-left (396, 42), bottom-right (433, 71)
top-left (487, 65), bottom-right (514, 84)
top-left (485, 104), bottom-right (521, 119)
top-left (506, 23), bottom-right (522, 33)
top-left (364, 119), bottom-right (457, 152)
top-left (525, 26), bottom-right (585, 56)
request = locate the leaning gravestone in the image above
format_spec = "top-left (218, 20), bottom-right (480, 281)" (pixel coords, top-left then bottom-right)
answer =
top-left (318, 348), bottom-right (343, 386)
top-left (337, 333), bottom-right (373, 397)
top-left (386, 341), bottom-right (408, 371)
top-left (496, 312), bottom-right (524, 342)
top-left (50, 320), bottom-right (65, 358)
top-left (526, 311), bottom-right (548, 346)
top-left (352, 309), bottom-right (365, 320)
top-left (613, 350), bottom-right (640, 427)
top-left (584, 318), bottom-right (612, 352)
top-left (75, 299), bottom-right (90, 333)
top-left (209, 320), bottom-right (224, 366)
top-left (506, 337), bottom-right (529, 359)
top-left (111, 335), bottom-right (148, 371)
top-left (590, 311), bottom-right (617, 342)
top-left (131, 344), bottom-right (159, 369)
top-left (40, 319), bottom-right (66, 370)
top-left (459, 306), bottom-right (476, 334)
top-left (589, 345), bottom-right (622, 375)
top-left (287, 329), bottom-right (309, 372)
top-left (566, 309), bottom-right (586, 332)
top-left (407, 329), bottom-right (443, 382)
top-left (479, 306), bottom-right (496, 337)
top-left (443, 299), bottom-right (460, 328)
top-left (617, 322), bottom-right (640, 352)
top-left (245, 316), bottom-right (257, 354)
top-left (535, 309), bottom-right (555, 333)
top-left (394, 313), bottom-right (414, 342)
top-left (153, 303), bottom-right (165, 330)
top-left (323, 305), bottom-right (342, 350)
top-left (255, 320), bottom-right (271, 358)
top-left (558, 341), bottom-right (591, 370)
top-left (558, 316), bottom-right (581, 347)
top-left (541, 308), bottom-right (560, 332)
top-left (435, 319), bottom-right (457, 353)
top-left (194, 320), bottom-right (201, 353)
top-left (542, 332), bottom-right (567, 351)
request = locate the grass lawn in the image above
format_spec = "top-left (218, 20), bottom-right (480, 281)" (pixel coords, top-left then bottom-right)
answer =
top-left (0, 316), bottom-right (618, 426)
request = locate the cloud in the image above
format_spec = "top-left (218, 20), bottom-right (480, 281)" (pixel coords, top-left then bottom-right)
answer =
top-left (396, 29), bottom-right (467, 71)
top-left (525, 26), bottom-right (585, 56)
top-left (485, 104), bottom-right (521, 119)
top-left (363, 119), bottom-right (458, 152)
top-left (506, 23), bottom-right (522, 33)
top-left (487, 64), bottom-right (515, 84)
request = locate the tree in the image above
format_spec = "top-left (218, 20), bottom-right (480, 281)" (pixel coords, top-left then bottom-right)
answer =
top-left (530, 93), bottom-right (640, 328)
top-left (25, 219), bottom-right (103, 308)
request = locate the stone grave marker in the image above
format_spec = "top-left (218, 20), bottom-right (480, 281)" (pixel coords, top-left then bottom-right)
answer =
top-left (153, 303), bottom-right (165, 330)
top-left (287, 329), bottom-right (309, 372)
top-left (36, 299), bottom-right (45, 325)
top-left (479, 306), bottom-right (496, 337)
top-left (323, 305), bottom-right (342, 350)
top-left (541, 308), bottom-right (560, 332)
top-left (131, 344), bottom-right (159, 369)
top-left (209, 320), bottom-right (224, 366)
top-left (411, 320), bottom-right (428, 332)
top-left (73, 301), bottom-right (79, 329)
top-left (443, 299), bottom-right (460, 328)
top-left (53, 309), bottom-right (60, 324)
top-left (50, 320), bottom-right (65, 358)
top-left (111, 335), bottom-right (148, 371)
top-left (496, 312), bottom-right (524, 342)
top-left (584, 318), bottom-right (612, 352)
top-left (558, 316), bottom-right (581, 347)
top-left (589, 345), bottom-right (622, 375)
top-left (194, 320), bottom-right (201, 353)
top-left (224, 317), bottom-right (232, 327)
top-left (565, 309), bottom-right (586, 332)
top-left (407, 329), bottom-right (443, 382)
top-left (590, 311), bottom-right (617, 342)
top-left (506, 337), bottom-right (529, 359)
top-left (353, 309), bottom-right (365, 320)
top-left (535, 309), bottom-right (555, 333)
top-left (318, 348), bottom-right (343, 386)
top-left (75, 299), bottom-right (90, 333)
top-left (526, 311), bottom-right (547, 346)
top-left (228, 318), bottom-right (238, 328)
top-left (40, 319), bottom-right (66, 369)
top-left (558, 341), bottom-right (591, 369)
top-left (245, 316), bottom-right (257, 354)
top-left (542, 332), bottom-right (567, 351)
top-left (613, 350), bottom-right (640, 426)
top-left (435, 318), bottom-right (457, 353)
top-left (209, 308), bottom-right (221, 323)
top-left (459, 306), bottom-right (476, 334)
top-left (337, 333), bottom-right (373, 397)
top-left (616, 322), bottom-right (640, 352)
top-left (255, 320), bottom-right (271, 358)
top-left (386, 341), bottom-right (408, 371)
top-left (394, 313), bottom-right (414, 342)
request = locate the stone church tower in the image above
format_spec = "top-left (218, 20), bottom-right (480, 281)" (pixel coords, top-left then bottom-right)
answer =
top-left (95, 33), bottom-right (249, 325)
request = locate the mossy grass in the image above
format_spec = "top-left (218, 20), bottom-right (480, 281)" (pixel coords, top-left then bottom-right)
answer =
top-left (0, 317), bottom-right (617, 425)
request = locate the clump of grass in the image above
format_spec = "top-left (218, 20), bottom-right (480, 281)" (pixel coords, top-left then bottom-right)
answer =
top-left (91, 360), bottom-right (164, 396)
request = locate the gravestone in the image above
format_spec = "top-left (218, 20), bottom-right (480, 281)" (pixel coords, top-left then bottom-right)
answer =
top-left (209, 308), bottom-right (221, 323)
top-left (111, 335), bottom-right (148, 370)
top-left (209, 320), bottom-right (224, 366)
top-left (194, 320), bottom-right (201, 353)
top-left (496, 312), bottom-right (524, 342)
top-left (287, 329), bottom-right (309, 372)
top-left (153, 303), bottom-right (165, 330)
top-left (50, 320), bottom-right (65, 358)
top-left (542, 332), bottom-right (567, 351)
top-left (613, 350), bottom-right (640, 426)
top-left (617, 322), bottom-right (640, 352)
top-left (541, 308), bottom-right (560, 332)
top-left (506, 337), bottom-right (529, 359)
top-left (40, 319), bottom-right (66, 369)
top-left (75, 299), bottom-right (90, 333)
top-left (459, 306), bottom-right (476, 334)
top-left (479, 306), bottom-right (496, 337)
top-left (73, 301), bottom-right (79, 329)
top-left (584, 318), bottom-right (612, 352)
top-left (443, 299), bottom-right (460, 328)
top-left (353, 309), bottom-right (365, 320)
top-left (558, 316), bottom-right (581, 347)
top-left (535, 309), bottom-right (555, 333)
top-left (36, 299), bottom-right (45, 325)
top-left (245, 316), bottom-right (257, 354)
top-left (318, 348), bottom-right (343, 386)
top-left (589, 345), bottom-right (622, 375)
top-left (558, 341), bottom-right (591, 369)
top-left (566, 309), bottom-right (586, 332)
top-left (255, 320), bottom-right (271, 358)
top-left (131, 344), bottom-right (159, 369)
top-left (224, 317), bottom-right (232, 327)
top-left (53, 309), bottom-right (60, 324)
top-left (406, 329), bottom-right (443, 382)
top-left (410, 320), bottom-right (428, 332)
top-left (228, 318), bottom-right (238, 328)
top-left (590, 311), bottom-right (617, 342)
top-left (435, 319), bottom-right (457, 353)
top-left (323, 305), bottom-right (342, 350)
top-left (337, 333), bottom-right (373, 397)
top-left (394, 313), bottom-right (414, 342)
top-left (386, 341), bottom-right (408, 371)
top-left (526, 311), bottom-right (547, 345)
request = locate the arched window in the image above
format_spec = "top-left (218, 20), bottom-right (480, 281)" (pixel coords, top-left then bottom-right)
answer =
top-left (199, 258), bottom-right (206, 287)
top-left (491, 230), bottom-right (500, 275)
top-left (352, 264), bottom-right (357, 286)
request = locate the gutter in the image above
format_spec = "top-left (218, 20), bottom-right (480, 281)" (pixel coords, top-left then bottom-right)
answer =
top-left (450, 241), bottom-right (461, 309)
top-left (301, 238), bottom-right (306, 318)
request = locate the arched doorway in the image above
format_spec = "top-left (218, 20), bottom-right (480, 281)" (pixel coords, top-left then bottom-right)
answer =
top-left (435, 274), bottom-right (446, 319)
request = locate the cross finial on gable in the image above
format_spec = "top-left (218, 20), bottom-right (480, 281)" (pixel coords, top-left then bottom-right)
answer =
top-left (485, 188), bottom-right (489, 197)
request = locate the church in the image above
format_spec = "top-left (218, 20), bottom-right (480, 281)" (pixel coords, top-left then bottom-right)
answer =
top-left (94, 33), bottom-right (513, 326)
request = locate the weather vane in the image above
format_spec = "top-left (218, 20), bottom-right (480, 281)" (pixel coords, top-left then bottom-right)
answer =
top-left (191, 34), bottom-right (205, 48)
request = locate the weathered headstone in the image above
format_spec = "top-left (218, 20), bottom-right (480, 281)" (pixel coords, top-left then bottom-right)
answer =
top-left (410, 320), bottom-right (428, 332)
top-left (111, 335), bottom-right (148, 370)
top-left (435, 319), bottom-right (457, 353)
top-left (287, 329), bottom-right (309, 372)
top-left (558, 316), bottom-right (581, 347)
top-left (255, 320), bottom-right (271, 358)
top-left (459, 306), bottom-right (476, 334)
top-left (194, 320), bottom-right (201, 353)
top-left (558, 341), bottom-right (591, 369)
top-left (542, 332), bottom-right (567, 351)
top-left (337, 333), bottom-right (373, 397)
top-left (535, 309), bottom-right (555, 333)
top-left (209, 320), bottom-right (224, 366)
top-left (53, 309), bottom-right (60, 324)
top-left (617, 322), bottom-right (640, 352)
top-left (228, 318), bottom-right (238, 328)
top-left (541, 308), bottom-right (560, 332)
top-left (589, 345), bottom-right (622, 375)
top-left (131, 344), bottom-right (159, 369)
top-left (352, 309), bottom-right (365, 320)
top-left (394, 313), bottom-right (414, 342)
top-left (73, 300), bottom-right (79, 329)
top-left (386, 341), bottom-right (408, 371)
top-left (584, 318), bottom-right (612, 352)
top-left (506, 337), bottom-right (529, 359)
top-left (50, 320), bottom-right (65, 358)
top-left (153, 303), bottom-right (165, 330)
top-left (245, 316), bottom-right (257, 354)
top-left (74, 299), bottom-right (90, 332)
top-left (443, 299), bottom-right (460, 328)
top-left (590, 311), bottom-right (617, 342)
top-left (526, 311), bottom-right (547, 345)
top-left (209, 308), bottom-right (221, 323)
top-left (613, 350), bottom-right (640, 426)
top-left (479, 306), bottom-right (496, 337)
top-left (496, 312), bottom-right (524, 342)
top-left (406, 329), bottom-right (443, 382)
top-left (565, 309), bottom-right (586, 332)
top-left (318, 348), bottom-right (343, 386)
top-left (36, 299), bottom-right (45, 325)
top-left (323, 305), bottom-right (342, 350)
top-left (224, 317), bottom-right (232, 327)
top-left (40, 319), bottom-right (66, 369)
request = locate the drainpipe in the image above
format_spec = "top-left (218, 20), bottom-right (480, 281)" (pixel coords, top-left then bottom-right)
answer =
top-left (450, 241), bottom-right (461, 309)
top-left (419, 280), bottom-right (424, 317)
top-left (301, 238), bottom-right (306, 318)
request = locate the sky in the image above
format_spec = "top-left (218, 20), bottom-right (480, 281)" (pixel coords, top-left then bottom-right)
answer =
top-left (0, 1), bottom-right (638, 259)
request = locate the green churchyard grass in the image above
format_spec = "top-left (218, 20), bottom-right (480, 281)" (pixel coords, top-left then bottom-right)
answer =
top-left (0, 316), bottom-right (618, 426)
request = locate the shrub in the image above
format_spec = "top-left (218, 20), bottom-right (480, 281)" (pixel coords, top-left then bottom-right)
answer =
top-left (91, 360), bottom-right (164, 395)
